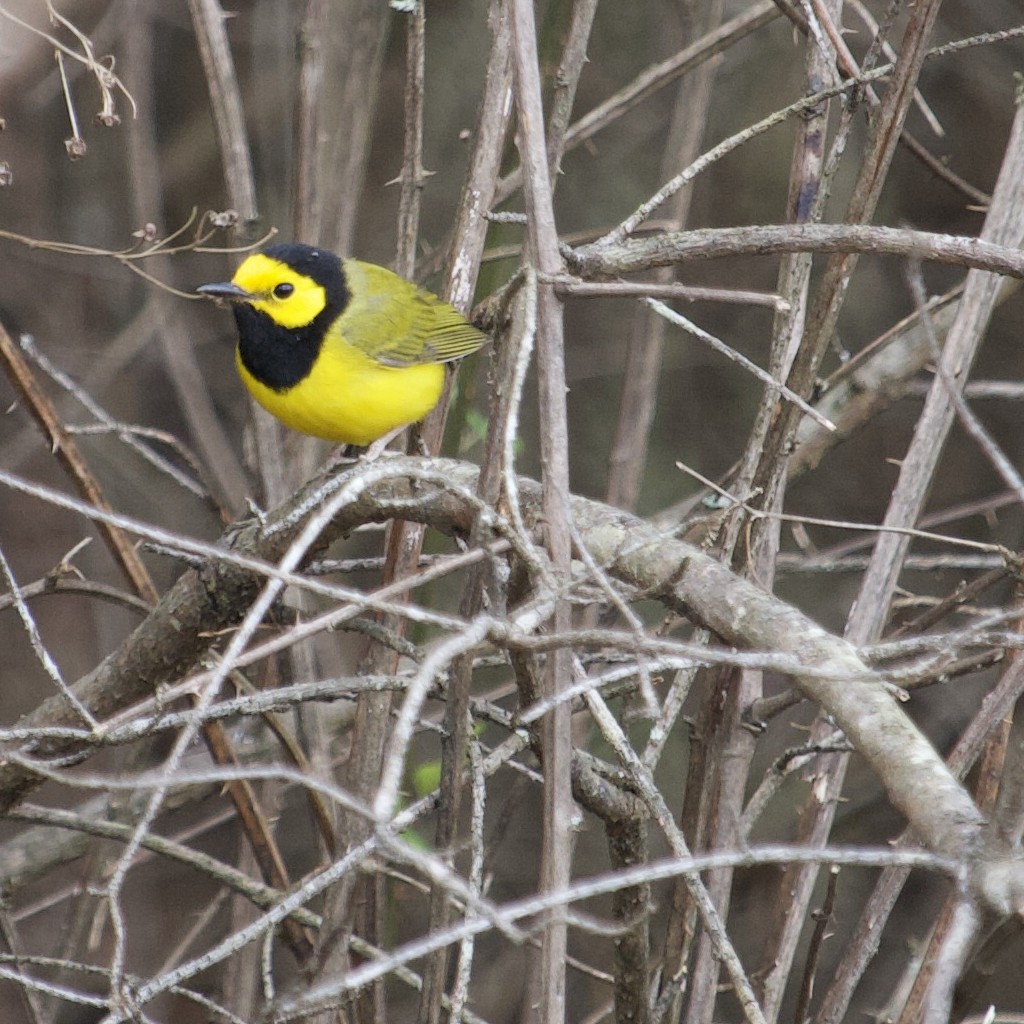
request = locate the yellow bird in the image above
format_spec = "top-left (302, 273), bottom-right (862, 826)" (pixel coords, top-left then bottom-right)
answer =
top-left (197, 243), bottom-right (487, 446)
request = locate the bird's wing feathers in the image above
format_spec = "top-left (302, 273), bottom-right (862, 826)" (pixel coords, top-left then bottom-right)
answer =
top-left (339, 260), bottom-right (486, 367)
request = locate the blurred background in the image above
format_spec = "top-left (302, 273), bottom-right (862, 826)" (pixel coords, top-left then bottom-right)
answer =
top-left (1, 1), bottom-right (1024, 1021)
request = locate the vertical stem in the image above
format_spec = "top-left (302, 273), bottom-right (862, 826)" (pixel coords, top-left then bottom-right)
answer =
top-left (509, 0), bottom-right (574, 1019)
top-left (749, 0), bottom-right (944, 512)
top-left (187, 0), bottom-right (258, 229)
top-left (630, 8), bottom-right (731, 1023)
top-left (608, 817), bottom-right (651, 1024)
top-left (294, 0), bottom-right (390, 251)
top-left (847, 103), bottom-right (1024, 642)
top-left (293, 7), bottom-right (393, 1024)
top-left (293, 0), bottom-right (327, 244)
top-left (740, 7), bottom-right (950, 1018)
top-left (416, 8), bottom-right (514, 1022)
top-left (745, 2), bottom-right (842, 1017)
top-left (682, 667), bottom-right (759, 1024)
top-left (396, 1), bottom-right (425, 280)
top-left (606, 0), bottom-right (720, 513)
top-left (443, 3), bottom-right (513, 313)
top-left (544, 0), bottom-right (599, 181)
top-left (921, 896), bottom-right (981, 1024)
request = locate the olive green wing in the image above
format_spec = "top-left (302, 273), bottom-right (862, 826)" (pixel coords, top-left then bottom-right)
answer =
top-left (340, 259), bottom-right (487, 367)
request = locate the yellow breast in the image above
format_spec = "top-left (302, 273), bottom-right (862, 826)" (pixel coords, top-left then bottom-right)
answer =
top-left (236, 338), bottom-right (446, 446)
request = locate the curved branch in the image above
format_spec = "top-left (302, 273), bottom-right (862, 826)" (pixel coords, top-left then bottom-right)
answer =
top-left (0, 456), bottom-right (1015, 911)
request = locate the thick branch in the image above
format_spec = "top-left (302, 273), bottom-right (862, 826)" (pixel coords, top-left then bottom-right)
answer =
top-left (569, 224), bottom-right (1024, 280)
top-left (0, 457), bottom-right (1014, 908)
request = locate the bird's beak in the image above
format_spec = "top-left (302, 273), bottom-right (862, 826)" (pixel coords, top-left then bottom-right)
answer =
top-left (196, 282), bottom-right (254, 302)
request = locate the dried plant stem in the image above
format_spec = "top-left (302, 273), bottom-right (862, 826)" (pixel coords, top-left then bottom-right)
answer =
top-left (0, 544), bottom-right (95, 727)
top-left (793, 864), bottom-right (841, 1024)
top-left (646, 300), bottom-right (833, 431)
top-left (606, 0), bottom-right (725, 514)
top-left (0, 899), bottom-right (47, 1023)
top-left (724, 16), bottom-right (997, 1007)
top-left (752, 0), bottom-right (946, 507)
top-left (187, 0), bottom-right (258, 228)
top-left (847, 94), bottom-right (1024, 640)
top-left (138, 7), bottom-right (250, 513)
top-left (544, 0), bottom-right (599, 180)
top-left (0, 457), bottom-right (1006, 883)
top-left (416, 14), bottom-right (514, 1017)
top-left (555, 278), bottom-right (785, 308)
top-left (744, 3), bottom-right (840, 1012)
top-left (509, 0), bottom-right (576, 1017)
top-left (921, 896), bottom-right (981, 1024)
top-left (447, 739), bottom-right (486, 1024)
top-left (607, 815), bottom-right (651, 1024)
top-left (815, 644), bottom-right (1024, 1022)
top-left (0, 322), bottom-right (158, 605)
top-left (396, 1), bottom-right (426, 281)
top-left (493, 1), bottom-right (779, 206)
top-left (905, 263), bottom-right (1024, 503)
top-left (571, 223), bottom-right (1024, 280)
top-left (443, 3), bottom-right (513, 313)
top-left (293, 0), bottom-right (389, 250)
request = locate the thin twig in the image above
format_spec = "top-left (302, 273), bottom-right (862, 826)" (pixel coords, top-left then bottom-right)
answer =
top-left (543, 0), bottom-right (599, 180)
top-left (582, 676), bottom-right (767, 1024)
top-left (0, 320), bottom-right (159, 604)
top-left (794, 864), bottom-right (841, 1024)
top-left (446, 738), bottom-right (486, 1024)
top-left (0, 546), bottom-right (96, 728)
top-left (20, 335), bottom-right (221, 512)
top-left (187, 0), bottom-right (258, 229)
top-left (905, 261), bottom-right (1024, 504)
top-left (8, 804), bottom-right (320, 928)
top-left (395, 0), bottom-right (426, 280)
top-left (553, 276), bottom-right (788, 309)
top-left (646, 299), bottom-right (835, 431)
top-left (275, 845), bottom-right (958, 1022)
top-left (492, 1), bottom-right (780, 206)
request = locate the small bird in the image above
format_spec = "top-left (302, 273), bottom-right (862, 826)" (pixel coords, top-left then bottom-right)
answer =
top-left (197, 243), bottom-right (487, 446)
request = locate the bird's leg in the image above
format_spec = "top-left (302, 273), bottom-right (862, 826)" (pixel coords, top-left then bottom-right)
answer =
top-left (360, 425), bottom-right (408, 462)
top-left (324, 445), bottom-right (361, 470)
top-left (244, 497), bottom-right (268, 525)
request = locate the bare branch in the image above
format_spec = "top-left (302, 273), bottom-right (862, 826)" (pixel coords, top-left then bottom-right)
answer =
top-left (570, 223), bottom-right (1024, 280)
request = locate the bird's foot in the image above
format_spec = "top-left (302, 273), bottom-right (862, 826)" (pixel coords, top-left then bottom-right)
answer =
top-left (244, 497), bottom-right (268, 525)
top-left (325, 445), bottom-right (362, 470)
top-left (360, 426), bottom-right (408, 462)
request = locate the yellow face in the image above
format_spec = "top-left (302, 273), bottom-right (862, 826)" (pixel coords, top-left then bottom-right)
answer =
top-left (231, 253), bottom-right (328, 329)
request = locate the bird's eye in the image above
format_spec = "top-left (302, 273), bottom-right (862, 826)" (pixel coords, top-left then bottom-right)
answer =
top-left (273, 282), bottom-right (295, 299)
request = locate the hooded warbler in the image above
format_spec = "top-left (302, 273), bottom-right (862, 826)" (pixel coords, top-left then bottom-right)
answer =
top-left (197, 243), bottom-right (487, 445)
